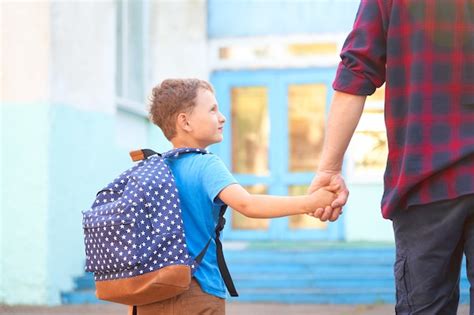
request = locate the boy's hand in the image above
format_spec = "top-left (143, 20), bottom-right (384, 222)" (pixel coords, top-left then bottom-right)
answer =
top-left (307, 185), bottom-right (338, 214)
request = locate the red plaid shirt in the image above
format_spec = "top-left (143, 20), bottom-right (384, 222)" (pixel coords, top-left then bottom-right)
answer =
top-left (333, 0), bottom-right (474, 219)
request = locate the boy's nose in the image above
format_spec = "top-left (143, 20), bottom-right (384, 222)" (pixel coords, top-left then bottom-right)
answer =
top-left (219, 112), bottom-right (226, 123)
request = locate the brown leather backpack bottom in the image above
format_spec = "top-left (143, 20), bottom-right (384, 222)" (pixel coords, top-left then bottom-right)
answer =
top-left (95, 265), bottom-right (191, 306)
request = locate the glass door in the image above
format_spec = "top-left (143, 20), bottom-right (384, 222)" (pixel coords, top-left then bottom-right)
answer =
top-left (211, 69), bottom-right (344, 240)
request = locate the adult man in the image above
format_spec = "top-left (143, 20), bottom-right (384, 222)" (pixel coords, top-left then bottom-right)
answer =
top-left (309, 1), bottom-right (474, 314)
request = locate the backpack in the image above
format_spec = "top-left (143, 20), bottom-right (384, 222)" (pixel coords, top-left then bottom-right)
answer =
top-left (82, 148), bottom-right (237, 308)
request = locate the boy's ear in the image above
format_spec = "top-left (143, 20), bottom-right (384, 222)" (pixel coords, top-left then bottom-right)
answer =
top-left (176, 113), bottom-right (192, 132)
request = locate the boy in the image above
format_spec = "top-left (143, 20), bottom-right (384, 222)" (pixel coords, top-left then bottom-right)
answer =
top-left (137, 79), bottom-right (337, 315)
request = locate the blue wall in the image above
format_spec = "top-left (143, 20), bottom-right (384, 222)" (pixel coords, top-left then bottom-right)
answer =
top-left (1, 102), bottom-right (167, 304)
top-left (208, 0), bottom-right (360, 38)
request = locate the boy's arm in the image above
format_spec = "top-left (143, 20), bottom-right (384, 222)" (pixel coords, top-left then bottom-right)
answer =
top-left (218, 184), bottom-right (336, 219)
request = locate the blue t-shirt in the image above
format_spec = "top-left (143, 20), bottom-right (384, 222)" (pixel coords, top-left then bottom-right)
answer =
top-left (165, 153), bottom-right (237, 298)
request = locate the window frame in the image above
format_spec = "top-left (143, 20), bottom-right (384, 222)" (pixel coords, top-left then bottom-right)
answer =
top-left (115, 0), bottom-right (150, 118)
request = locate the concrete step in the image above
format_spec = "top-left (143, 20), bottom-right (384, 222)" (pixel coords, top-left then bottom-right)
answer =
top-left (61, 290), bottom-right (108, 305)
top-left (62, 244), bottom-right (470, 305)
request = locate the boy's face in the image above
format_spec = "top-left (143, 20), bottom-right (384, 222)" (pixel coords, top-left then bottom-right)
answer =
top-left (185, 88), bottom-right (226, 148)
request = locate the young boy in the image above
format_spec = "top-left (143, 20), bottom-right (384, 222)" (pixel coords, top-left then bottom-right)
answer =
top-left (137, 79), bottom-right (337, 315)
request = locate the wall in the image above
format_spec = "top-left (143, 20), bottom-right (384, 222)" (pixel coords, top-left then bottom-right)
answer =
top-left (1, 1), bottom-right (52, 304)
top-left (149, 0), bottom-right (209, 85)
top-left (345, 183), bottom-right (394, 242)
top-left (1, 0), bottom-right (132, 305)
top-left (208, 0), bottom-right (360, 38)
top-left (47, 2), bottom-right (118, 303)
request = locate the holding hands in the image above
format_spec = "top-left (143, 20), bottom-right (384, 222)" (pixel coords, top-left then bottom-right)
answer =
top-left (307, 170), bottom-right (349, 222)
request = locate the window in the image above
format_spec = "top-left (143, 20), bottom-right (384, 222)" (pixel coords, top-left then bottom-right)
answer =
top-left (116, 0), bottom-right (148, 116)
top-left (231, 86), bottom-right (269, 175)
top-left (288, 83), bottom-right (326, 172)
top-left (115, 0), bottom-right (149, 149)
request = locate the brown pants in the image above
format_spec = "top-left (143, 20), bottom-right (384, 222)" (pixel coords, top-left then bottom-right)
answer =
top-left (130, 279), bottom-right (225, 315)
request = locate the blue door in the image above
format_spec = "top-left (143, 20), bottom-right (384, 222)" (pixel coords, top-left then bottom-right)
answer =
top-left (211, 69), bottom-right (344, 241)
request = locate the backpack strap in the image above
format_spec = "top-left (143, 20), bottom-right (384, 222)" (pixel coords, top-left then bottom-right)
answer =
top-left (129, 149), bottom-right (159, 161)
top-left (130, 148), bottom-right (209, 161)
top-left (188, 206), bottom-right (238, 297)
top-left (194, 238), bottom-right (212, 264)
top-left (162, 147), bottom-right (209, 159)
top-left (215, 205), bottom-right (239, 297)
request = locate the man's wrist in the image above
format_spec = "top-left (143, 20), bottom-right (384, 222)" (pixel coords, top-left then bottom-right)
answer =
top-left (317, 159), bottom-right (342, 174)
top-left (316, 168), bottom-right (342, 175)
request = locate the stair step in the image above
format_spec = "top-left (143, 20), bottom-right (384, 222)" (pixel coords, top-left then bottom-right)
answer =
top-left (61, 290), bottom-right (105, 305)
top-left (234, 279), bottom-right (395, 289)
top-left (231, 292), bottom-right (396, 304)
top-left (233, 276), bottom-right (470, 285)
top-left (229, 264), bottom-right (394, 273)
top-left (224, 250), bottom-right (395, 262)
top-left (63, 246), bottom-right (470, 305)
top-left (74, 274), bottom-right (95, 290)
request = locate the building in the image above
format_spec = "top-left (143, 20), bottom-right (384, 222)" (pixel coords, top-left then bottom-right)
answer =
top-left (2, 0), bottom-right (399, 305)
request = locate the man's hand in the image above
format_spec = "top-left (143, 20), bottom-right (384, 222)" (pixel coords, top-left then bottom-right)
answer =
top-left (307, 170), bottom-right (349, 222)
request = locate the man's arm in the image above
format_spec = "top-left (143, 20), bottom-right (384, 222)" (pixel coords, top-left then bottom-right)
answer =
top-left (308, 91), bottom-right (366, 221)
top-left (318, 91), bottom-right (366, 173)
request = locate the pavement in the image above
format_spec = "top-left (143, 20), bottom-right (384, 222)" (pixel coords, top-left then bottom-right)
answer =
top-left (0, 303), bottom-right (471, 315)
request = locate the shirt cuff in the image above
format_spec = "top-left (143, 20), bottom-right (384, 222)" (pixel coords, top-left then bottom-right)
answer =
top-left (332, 63), bottom-right (377, 96)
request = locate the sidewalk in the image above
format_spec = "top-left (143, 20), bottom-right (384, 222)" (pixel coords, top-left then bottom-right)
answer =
top-left (1, 303), bottom-right (470, 315)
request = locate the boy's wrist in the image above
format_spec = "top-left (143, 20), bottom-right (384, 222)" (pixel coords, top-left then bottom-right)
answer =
top-left (302, 195), bottom-right (315, 214)
top-left (306, 190), bottom-right (327, 214)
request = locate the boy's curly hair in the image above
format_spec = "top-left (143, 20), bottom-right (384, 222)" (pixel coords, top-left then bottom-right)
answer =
top-left (149, 79), bottom-right (214, 140)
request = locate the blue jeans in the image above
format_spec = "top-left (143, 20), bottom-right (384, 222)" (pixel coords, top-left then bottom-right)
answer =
top-left (392, 194), bottom-right (474, 315)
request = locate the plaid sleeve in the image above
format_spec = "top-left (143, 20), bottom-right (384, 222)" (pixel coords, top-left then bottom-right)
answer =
top-left (333, 0), bottom-right (388, 95)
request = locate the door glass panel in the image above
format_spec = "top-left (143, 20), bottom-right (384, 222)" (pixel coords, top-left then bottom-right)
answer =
top-left (231, 185), bottom-right (269, 230)
top-left (352, 111), bottom-right (387, 173)
top-left (288, 84), bottom-right (327, 172)
top-left (350, 85), bottom-right (388, 177)
top-left (288, 185), bottom-right (327, 230)
top-left (231, 87), bottom-right (269, 175)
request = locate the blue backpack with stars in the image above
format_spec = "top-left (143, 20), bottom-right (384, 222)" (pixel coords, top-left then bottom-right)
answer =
top-left (82, 148), bottom-right (237, 308)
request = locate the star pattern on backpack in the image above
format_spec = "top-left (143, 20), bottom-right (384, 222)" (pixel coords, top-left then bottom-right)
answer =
top-left (82, 149), bottom-right (206, 281)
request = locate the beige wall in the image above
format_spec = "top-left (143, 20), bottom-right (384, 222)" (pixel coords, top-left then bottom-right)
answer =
top-left (1, 1), bottom-right (51, 103)
top-left (149, 0), bottom-right (209, 86)
top-left (1, 1), bottom-right (116, 113)
top-left (1, 0), bottom-right (118, 305)
top-left (50, 1), bottom-right (116, 113)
